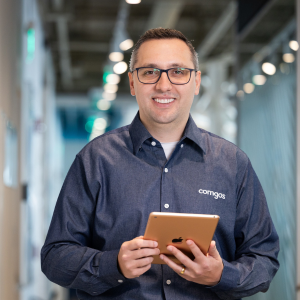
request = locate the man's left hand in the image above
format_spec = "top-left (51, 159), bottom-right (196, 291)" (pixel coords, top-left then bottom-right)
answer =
top-left (160, 240), bottom-right (223, 286)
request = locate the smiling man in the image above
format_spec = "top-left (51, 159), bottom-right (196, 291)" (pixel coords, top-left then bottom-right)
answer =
top-left (41, 28), bottom-right (279, 300)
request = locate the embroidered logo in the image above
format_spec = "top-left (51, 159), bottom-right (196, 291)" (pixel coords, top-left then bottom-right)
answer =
top-left (199, 189), bottom-right (225, 199)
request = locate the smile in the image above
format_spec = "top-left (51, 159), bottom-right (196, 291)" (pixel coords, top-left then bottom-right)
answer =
top-left (153, 98), bottom-right (175, 104)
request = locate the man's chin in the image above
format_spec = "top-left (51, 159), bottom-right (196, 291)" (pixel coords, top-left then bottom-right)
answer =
top-left (151, 115), bottom-right (179, 126)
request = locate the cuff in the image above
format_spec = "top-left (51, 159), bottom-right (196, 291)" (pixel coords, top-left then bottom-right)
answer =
top-left (97, 249), bottom-right (127, 287)
top-left (207, 259), bottom-right (239, 292)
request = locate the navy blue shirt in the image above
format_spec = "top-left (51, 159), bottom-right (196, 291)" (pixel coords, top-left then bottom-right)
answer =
top-left (41, 113), bottom-right (279, 300)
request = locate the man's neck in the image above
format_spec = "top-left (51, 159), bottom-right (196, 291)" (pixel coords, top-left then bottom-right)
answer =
top-left (140, 116), bottom-right (188, 143)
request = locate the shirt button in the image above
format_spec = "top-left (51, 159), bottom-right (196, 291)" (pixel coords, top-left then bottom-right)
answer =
top-left (164, 204), bottom-right (169, 209)
top-left (181, 144), bottom-right (184, 148)
top-left (166, 279), bottom-right (171, 285)
top-left (164, 168), bottom-right (168, 173)
top-left (151, 141), bottom-right (156, 146)
top-left (118, 279), bottom-right (123, 283)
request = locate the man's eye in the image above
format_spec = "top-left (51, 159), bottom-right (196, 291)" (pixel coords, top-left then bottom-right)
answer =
top-left (172, 69), bottom-right (184, 75)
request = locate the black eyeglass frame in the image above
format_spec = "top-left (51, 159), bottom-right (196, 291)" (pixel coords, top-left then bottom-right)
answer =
top-left (131, 67), bottom-right (197, 85)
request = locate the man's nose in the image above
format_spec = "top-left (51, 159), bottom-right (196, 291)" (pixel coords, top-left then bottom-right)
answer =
top-left (155, 71), bottom-right (172, 91)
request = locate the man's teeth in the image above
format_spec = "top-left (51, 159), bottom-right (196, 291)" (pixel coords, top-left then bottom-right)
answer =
top-left (154, 98), bottom-right (175, 103)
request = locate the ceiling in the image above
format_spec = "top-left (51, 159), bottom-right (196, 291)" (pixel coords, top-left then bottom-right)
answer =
top-left (39, 0), bottom-right (295, 95)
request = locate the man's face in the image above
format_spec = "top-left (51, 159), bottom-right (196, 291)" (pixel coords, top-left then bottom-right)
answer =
top-left (128, 39), bottom-right (201, 129)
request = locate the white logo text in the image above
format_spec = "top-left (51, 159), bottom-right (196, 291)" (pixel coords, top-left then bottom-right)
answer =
top-left (199, 189), bottom-right (225, 199)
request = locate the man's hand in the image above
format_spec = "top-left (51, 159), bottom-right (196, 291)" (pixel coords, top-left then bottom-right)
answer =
top-left (160, 240), bottom-right (223, 286)
top-left (118, 236), bottom-right (160, 279)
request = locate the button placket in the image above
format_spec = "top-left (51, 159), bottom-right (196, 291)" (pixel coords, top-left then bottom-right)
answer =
top-left (161, 164), bottom-right (172, 211)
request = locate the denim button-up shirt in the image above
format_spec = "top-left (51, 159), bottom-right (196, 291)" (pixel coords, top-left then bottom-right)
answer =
top-left (41, 112), bottom-right (279, 300)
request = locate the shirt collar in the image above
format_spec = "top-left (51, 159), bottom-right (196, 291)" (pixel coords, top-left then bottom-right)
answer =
top-left (181, 115), bottom-right (207, 154)
top-left (129, 112), bottom-right (152, 155)
top-left (129, 112), bottom-right (206, 155)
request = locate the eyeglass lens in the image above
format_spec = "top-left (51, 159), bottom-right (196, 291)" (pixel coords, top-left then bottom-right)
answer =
top-left (137, 68), bottom-right (191, 84)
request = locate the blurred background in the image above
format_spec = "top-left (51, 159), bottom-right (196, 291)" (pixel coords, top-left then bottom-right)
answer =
top-left (0, 0), bottom-right (299, 299)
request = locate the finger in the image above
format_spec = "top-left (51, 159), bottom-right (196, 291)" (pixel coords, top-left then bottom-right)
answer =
top-left (126, 238), bottom-right (158, 251)
top-left (159, 253), bottom-right (187, 275)
top-left (165, 245), bottom-right (195, 270)
top-left (208, 241), bottom-right (220, 259)
top-left (134, 256), bottom-right (154, 268)
top-left (131, 247), bottom-right (160, 260)
top-left (186, 240), bottom-right (207, 260)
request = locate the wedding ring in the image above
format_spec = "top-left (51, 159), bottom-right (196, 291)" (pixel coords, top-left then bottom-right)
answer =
top-left (180, 267), bottom-right (185, 274)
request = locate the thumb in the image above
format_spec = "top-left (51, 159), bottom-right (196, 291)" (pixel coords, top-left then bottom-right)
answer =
top-left (208, 241), bottom-right (220, 259)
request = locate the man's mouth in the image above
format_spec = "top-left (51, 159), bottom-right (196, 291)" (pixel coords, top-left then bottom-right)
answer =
top-left (153, 98), bottom-right (175, 104)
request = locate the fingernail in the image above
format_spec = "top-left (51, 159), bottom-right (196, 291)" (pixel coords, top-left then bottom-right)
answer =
top-left (160, 254), bottom-right (164, 260)
top-left (154, 242), bottom-right (158, 247)
top-left (167, 246), bottom-right (173, 251)
top-left (186, 240), bottom-right (192, 245)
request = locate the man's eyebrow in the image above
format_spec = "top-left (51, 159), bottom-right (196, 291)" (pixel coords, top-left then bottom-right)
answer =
top-left (140, 63), bottom-right (190, 69)
top-left (140, 63), bottom-right (160, 68)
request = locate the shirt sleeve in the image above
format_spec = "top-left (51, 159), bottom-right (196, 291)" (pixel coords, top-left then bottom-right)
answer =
top-left (40, 155), bottom-right (127, 296)
top-left (209, 157), bottom-right (280, 299)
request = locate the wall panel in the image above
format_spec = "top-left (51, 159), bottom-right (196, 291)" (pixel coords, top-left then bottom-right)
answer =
top-left (239, 64), bottom-right (296, 300)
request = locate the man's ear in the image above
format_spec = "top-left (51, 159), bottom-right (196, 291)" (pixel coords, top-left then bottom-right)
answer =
top-left (128, 72), bottom-right (136, 96)
top-left (194, 71), bottom-right (201, 96)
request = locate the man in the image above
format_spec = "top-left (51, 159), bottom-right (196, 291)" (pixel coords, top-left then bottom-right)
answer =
top-left (41, 28), bottom-right (279, 300)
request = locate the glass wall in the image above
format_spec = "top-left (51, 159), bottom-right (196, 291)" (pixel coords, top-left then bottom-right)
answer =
top-left (238, 22), bottom-right (297, 300)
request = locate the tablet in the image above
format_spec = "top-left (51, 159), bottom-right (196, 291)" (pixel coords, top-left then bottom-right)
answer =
top-left (143, 212), bottom-right (219, 264)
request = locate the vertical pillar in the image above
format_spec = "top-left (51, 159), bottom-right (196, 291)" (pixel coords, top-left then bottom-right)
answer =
top-left (206, 59), bottom-right (227, 136)
top-left (297, 0), bottom-right (300, 299)
top-left (0, 0), bottom-right (22, 299)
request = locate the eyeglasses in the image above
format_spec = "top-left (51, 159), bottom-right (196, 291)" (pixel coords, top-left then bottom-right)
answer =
top-left (131, 67), bottom-right (196, 85)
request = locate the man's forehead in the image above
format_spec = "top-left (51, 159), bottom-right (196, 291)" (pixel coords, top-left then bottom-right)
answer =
top-left (137, 39), bottom-right (193, 67)
top-left (138, 38), bottom-right (190, 52)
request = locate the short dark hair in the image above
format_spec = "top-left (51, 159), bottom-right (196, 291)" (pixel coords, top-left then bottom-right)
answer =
top-left (129, 28), bottom-right (199, 71)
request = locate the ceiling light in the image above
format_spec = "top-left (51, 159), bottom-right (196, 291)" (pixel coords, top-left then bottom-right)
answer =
top-left (289, 40), bottom-right (299, 51)
top-left (94, 118), bottom-right (107, 131)
top-left (282, 53), bottom-right (295, 63)
top-left (262, 62), bottom-right (276, 75)
top-left (104, 83), bottom-right (118, 93)
top-left (102, 92), bottom-right (117, 101)
top-left (253, 74), bottom-right (266, 85)
top-left (97, 99), bottom-right (111, 111)
top-left (106, 74), bottom-right (120, 84)
top-left (243, 83), bottom-right (255, 94)
top-left (125, 0), bottom-right (141, 4)
top-left (119, 39), bottom-right (134, 51)
top-left (109, 52), bottom-right (124, 62)
top-left (113, 61), bottom-right (128, 74)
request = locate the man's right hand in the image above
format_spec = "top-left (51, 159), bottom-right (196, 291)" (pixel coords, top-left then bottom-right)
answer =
top-left (118, 236), bottom-right (160, 278)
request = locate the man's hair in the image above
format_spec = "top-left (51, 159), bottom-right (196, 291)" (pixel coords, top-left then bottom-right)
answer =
top-left (129, 28), bottom-right (199, 72)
